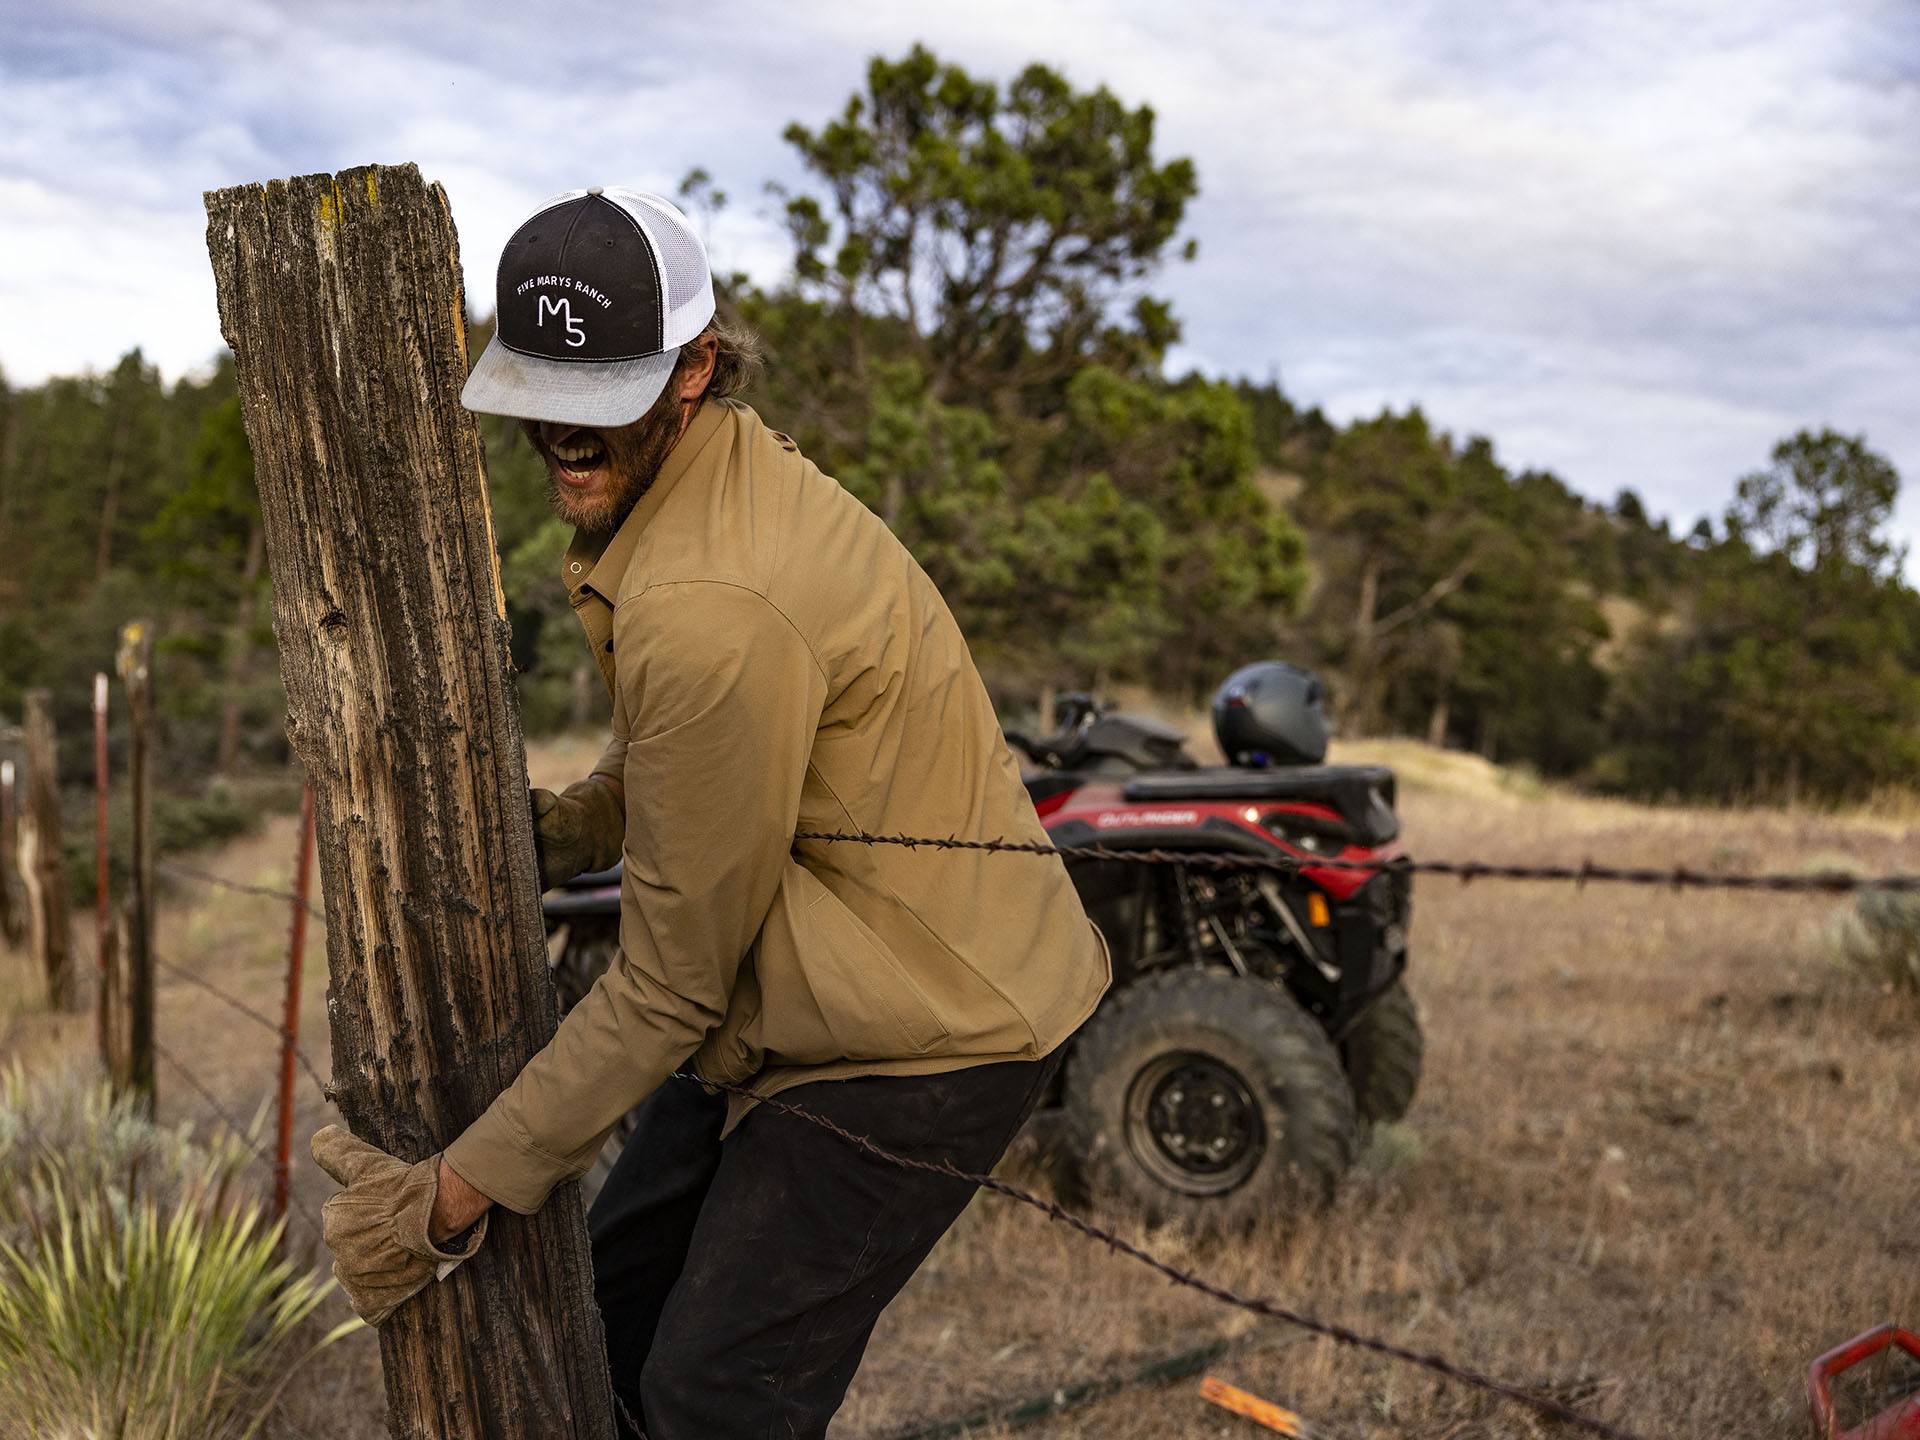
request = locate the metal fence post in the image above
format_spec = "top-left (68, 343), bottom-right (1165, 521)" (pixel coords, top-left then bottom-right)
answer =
top-left (273, 781), bottom-right (317, 1227)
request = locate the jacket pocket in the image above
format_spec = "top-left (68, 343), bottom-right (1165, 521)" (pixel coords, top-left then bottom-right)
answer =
top-left (755, 863), bottom-right (951, 1064)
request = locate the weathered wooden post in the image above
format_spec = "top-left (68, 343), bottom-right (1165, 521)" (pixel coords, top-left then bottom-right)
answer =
top-left (116, 624), bottom-right (156, 1113)
top-left (93, 671), bottom-right (111, 1058)
top-left (21, 690), bottom-right (75, 1010)
top-left (101, 905), bottom-right (133, 1093)
top-left (205, 163), bottom-right (615, 1440)
top-left (0, 756), bottom-right (22, 947)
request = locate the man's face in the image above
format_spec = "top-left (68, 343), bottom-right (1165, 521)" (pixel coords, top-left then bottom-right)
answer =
top-left (523, 385), bottom-right (689, 535)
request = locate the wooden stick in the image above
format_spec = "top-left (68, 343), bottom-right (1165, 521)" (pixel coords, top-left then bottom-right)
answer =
top-left (1199, 1376), bottom-right (1321, 1437)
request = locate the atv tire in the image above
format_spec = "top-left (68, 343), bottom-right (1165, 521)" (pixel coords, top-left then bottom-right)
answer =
top-left (1340, 979), bottom-right (1423, 1126)
top-left (1064, 968), bottom-right (1358, 1231)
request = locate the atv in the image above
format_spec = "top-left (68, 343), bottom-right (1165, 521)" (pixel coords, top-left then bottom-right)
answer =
top-left (1004, 679), bottom-right (1418, 1227)
top-left (545, 663), bottom-right (1420, 1228)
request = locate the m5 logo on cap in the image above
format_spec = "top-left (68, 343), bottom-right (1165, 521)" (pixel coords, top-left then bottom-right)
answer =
top-left (537, 295), bottom-right (587, 348)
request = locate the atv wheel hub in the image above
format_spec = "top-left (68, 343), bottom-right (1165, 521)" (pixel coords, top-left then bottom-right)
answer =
top-left (1125, 1052), bottom-right (1265, 1195)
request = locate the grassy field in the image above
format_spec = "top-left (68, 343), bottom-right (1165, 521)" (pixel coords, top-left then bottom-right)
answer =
top-left (1, 734), bottom-right (1913, 1439)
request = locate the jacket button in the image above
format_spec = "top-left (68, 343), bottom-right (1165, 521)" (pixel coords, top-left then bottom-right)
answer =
top-left (569, 561), bottom-right (582, 574)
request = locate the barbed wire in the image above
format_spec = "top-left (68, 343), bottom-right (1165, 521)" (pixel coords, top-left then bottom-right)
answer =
top-left (153, 909), bottom-right (1640, 1435)
top-left (144, 819), bottom-right (1898, 1436)
top-left (152, 1038), bottom-right (277, 1169)
top-left (795, 829), bottom-right (1920, 894)
top-left (158, 860), bottom-right (326, 919)
top-left (151, 1038), bottom-right (326, 1244)
top-left (674, 1073), bottom-right (1647, 1440)
top-left (154, 953), bottom-right (330, 1096)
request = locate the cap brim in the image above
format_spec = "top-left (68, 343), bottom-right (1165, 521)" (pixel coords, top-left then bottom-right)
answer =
top-left (460, 336), bottom-right (677, 427)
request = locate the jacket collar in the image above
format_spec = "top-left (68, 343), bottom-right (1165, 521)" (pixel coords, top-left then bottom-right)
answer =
top-left (559, 398), bottom-right (732, 604)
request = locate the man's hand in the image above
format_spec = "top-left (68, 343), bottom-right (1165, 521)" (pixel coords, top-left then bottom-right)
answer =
top-left (430, 1158), bottom-right (493, 1244)
top-left (310, 1126), bottom-right (490, 1326)
top-left (531, 778), bottom-right (624, 890)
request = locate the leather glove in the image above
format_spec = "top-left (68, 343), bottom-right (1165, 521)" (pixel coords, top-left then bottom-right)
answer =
top-left (530, 778), bottom-right (624, 890)
top-left (311, 1125), bottom-right (489, 1327)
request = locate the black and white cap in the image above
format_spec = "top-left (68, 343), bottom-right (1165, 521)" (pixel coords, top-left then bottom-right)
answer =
top-left (461, 187), bottom-right (716, 427)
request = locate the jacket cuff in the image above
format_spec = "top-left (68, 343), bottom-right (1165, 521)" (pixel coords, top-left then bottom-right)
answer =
top-left (442, 1110), bottom-right (565, 1217)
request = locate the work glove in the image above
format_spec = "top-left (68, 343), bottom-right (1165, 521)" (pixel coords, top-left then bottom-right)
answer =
top-left (530, 778), bottom-right (624, 890)
top-left (311, 1125), bottom-right (489, 1327)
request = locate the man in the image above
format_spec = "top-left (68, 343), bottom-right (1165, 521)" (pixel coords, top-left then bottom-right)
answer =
top-left (310, 188), bottom-right (1109, 1438)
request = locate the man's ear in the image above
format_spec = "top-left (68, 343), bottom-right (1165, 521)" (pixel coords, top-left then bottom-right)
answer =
top-left (675, 334), bottom-right (718, 402)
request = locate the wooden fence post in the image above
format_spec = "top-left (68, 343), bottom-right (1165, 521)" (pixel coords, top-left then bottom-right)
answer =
top-left (0, 757), bottom-right (21, 947)
top-left (101, 904), bottom-right (133, 1093)
top-left (21, 690), bottom-right (75, 1011)
top-left (205, 163), bottom-right (615, 1440)
top-left (93, 671), bottom-right (111, 1059)
top-left (117, 624), bottom-right (156, 1114)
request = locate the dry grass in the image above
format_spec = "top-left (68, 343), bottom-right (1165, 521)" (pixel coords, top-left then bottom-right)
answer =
top-left (1, 737), bottom-right (1914, 1439)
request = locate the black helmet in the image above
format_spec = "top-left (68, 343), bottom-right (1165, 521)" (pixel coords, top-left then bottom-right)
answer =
top-left (1211, 661), bottom-right (1330, 767)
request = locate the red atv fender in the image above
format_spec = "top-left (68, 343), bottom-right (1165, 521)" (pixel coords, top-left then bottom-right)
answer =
top-left (1809, 1325), bottom-right (1920, 1439)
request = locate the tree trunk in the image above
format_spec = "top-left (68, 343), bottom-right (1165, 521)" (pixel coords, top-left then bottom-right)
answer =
top-left (1348, 553), bottom-right (1382, 735)
top-left (215, 521), bottom-right (267, 774)
top-left (95, 408), bottom-right (133, 582)
top-left (22, 690), bottom-right (75, 1010)
top-left (205, 164), bottom-right (615, 1440)
top-left (1425, 690), bottom-right (1450, 749)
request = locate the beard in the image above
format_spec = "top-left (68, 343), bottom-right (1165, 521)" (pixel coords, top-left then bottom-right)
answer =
top-left (525, 388), bottom-right (691, 536)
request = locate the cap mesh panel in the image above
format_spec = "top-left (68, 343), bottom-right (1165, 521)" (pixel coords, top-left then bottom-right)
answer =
top-left (618, 191), bottom-right (715, 347)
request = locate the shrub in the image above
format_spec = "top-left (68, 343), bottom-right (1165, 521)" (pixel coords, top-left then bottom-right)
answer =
top-left (0, 1066), bottom-right (350, 1439)
top-left (1832, 890), bottom-right (1920, 995)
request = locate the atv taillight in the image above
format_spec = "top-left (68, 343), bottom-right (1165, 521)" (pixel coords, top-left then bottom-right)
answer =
top-left (1259, 813), bottom-right (1349, 856)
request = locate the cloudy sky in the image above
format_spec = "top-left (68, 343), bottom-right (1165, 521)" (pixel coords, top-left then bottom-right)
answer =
top-left (4, 0), bottom-right (1916, 559)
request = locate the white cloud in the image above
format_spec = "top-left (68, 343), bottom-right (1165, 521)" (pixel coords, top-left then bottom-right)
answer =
top-left (1, 0), bottom-right (1914, 564)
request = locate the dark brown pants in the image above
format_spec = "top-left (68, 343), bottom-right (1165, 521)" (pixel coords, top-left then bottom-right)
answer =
top-left (588, 1056), bottom-right (1057, 1439)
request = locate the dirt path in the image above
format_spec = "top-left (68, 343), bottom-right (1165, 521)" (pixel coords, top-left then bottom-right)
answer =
top-left (3, 741), bottom-right (1913, 1438)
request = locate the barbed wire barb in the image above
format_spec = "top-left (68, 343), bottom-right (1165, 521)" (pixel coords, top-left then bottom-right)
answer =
top-left (154, 954), bottom-right (330, 1097)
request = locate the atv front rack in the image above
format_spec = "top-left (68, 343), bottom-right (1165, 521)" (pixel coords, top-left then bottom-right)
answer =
top-left (1809, 1325), bottom-right (1920, 1439)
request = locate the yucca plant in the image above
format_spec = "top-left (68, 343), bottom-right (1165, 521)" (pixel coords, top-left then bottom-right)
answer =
top-left (0, 1065), bottom-right (354, 1439)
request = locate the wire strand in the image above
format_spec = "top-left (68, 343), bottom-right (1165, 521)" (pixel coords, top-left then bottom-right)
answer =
top-left (675, 1071), bottom-right (1650, 1440)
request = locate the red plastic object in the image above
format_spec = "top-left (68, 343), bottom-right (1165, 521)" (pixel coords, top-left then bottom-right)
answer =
top-left (1808, 1326), bottom-right (1920, 1440)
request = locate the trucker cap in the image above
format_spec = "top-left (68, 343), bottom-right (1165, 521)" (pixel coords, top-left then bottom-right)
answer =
top-left (461, 187), bottom-right (716, 427)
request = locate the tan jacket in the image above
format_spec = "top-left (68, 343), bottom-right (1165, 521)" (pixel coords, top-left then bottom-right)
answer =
top-left (445, 399), bottom-right (1110, 1213)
